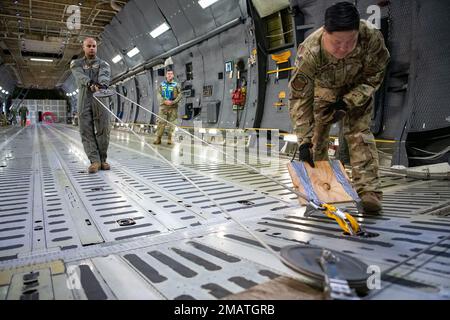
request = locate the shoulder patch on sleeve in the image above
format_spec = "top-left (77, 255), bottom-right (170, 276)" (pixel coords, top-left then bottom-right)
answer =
top-left (291, 73), bottom-right (309, 92)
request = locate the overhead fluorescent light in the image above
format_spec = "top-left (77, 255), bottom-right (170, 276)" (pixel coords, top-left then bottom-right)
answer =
top-left (76, 89), bottom-right (79, 93)
top-left (1, 90), bottom-right (5, 93)
top-left (30, 58), bottom-right (54, 62)
top-left (112, 54), bottom-right (122, 63)
top-left (150, 22), bottom-right (170, 38)
top-left (0, 86), bottom-right (2, 90)
top-left (126, 47), bottom-right (140, 58)
top-left (5, 91), bottom-right (8, 95)
top-left (198, 0), bottom-right (220, 9)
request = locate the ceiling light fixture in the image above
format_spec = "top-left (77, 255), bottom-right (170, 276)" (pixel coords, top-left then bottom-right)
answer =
top-left (198, 0), bottom-right (220, 9)
top-left (30, 58), bottom-right (54, 62)
top-left (150, 22), bottom-right (170, 38)
top-left (126, 47), bottom-right (140, 58)
top-left (112, 54), bottom-right (123, 63)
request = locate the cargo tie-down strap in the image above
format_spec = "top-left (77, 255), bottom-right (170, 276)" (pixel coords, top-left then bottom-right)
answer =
top-left (330, 161), bottom-right (359, 200)
top-left (290, 160), bottom-right (363, 236)
top-left (330, 160), bottom-right (365, 213)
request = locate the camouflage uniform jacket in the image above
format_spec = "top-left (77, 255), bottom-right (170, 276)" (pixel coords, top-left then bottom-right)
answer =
top-left (157, 80), bottom-right (182, 109)
top-left (288, 20), bottom-right (390, 144)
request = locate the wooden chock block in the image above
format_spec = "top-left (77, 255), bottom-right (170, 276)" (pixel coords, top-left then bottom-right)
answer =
top-left (287, 160), bottom-right (354, 205)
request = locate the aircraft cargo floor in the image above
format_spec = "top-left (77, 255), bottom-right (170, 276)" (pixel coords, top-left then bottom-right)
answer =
top-left (1, 124), bottom-right (449, 300)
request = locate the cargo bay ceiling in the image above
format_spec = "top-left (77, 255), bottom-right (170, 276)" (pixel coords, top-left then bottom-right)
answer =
top-left (0, 0), bottom-right (129, 89)
top-left (61, 0), bottom-right (252, 91)
top-left (0, 0), bottom-right (269, 90)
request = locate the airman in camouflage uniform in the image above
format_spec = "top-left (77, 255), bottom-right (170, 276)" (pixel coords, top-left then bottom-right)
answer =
top-left (70, 38), bottom-right (111, 173)
top-left (18, 106), bottom-right (28, 127)
top-left (154, 69), bottom-right (182, 145)
top-left (288, 2), bottom-right (390, 213)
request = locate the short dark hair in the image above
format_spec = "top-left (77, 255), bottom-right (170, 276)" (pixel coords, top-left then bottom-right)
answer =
top-left (324, 2), bottom-right (360, 33)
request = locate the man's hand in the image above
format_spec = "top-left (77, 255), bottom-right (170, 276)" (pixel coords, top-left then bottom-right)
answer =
top-left (87, 80), bottom-right (96, 92)
top-left (298, 143), bottom-right (315, 168)
top-left (323, 99), bottom-right (347, 123)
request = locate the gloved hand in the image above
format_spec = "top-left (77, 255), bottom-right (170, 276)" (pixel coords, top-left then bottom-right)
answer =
top-left (323, 99), bottom-right (347, 123)
top-left (298, 143), bottom-right (315, 168)
top-left (87, 80), bottom-right (97, 92)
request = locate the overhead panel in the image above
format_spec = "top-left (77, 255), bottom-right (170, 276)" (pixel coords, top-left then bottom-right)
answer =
top-left (107, 18), bottom-right (145, 68)
top-left (209, 0), bottom-right (243, 26)
top-left (154, 0), bottom-right (196, 44)
top-left (97, 38), bottom-right (128, 76)
top-left (177, 0), bottom-right (217, 36)
top-left (251, 0), bottom-right (290, 18)
top-left (119, 2), bottom-right (173, 61)
top-left (133, 0), bottom-right (179, 55)
top-left (22, 39), bottom-right (61, 54)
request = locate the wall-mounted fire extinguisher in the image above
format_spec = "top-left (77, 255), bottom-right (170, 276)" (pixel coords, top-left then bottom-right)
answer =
top-left (231, 59), bottom-right (247, 127)
top-left (232, 85), bottom-right (246, 110)
top-left (232, 59), bottom-right (247, 111)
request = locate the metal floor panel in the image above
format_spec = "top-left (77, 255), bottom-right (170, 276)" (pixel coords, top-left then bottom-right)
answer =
top-left (1, 124), bottom-right (450, 300)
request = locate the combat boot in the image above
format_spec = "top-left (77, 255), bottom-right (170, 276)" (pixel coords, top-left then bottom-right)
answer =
top-left (88, 162), bottom-right (101, 174)
top-left (360, 192), bottom-right (383, 214)
top-left (153, 136), bottom-right (162, 145)
top-left (101, 162), bottom-right (111, 170)
top-left (167, 134), bottom-right (173, 145)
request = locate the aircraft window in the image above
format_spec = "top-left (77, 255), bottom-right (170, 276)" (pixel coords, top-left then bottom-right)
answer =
top-left (157, 68), bottom-right (165, 77)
